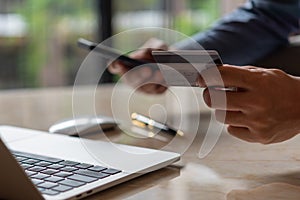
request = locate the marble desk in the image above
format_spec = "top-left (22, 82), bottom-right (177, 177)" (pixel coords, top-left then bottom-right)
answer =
top-left (1, 85), bottom-right (300, 200)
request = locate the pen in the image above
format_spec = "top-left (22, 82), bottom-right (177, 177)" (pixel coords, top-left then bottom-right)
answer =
top-left (131, 112), bottom-right (184, 137)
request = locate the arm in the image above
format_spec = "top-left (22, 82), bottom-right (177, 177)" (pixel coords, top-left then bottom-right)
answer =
top-left (175, 0), bottom-right (300, 65)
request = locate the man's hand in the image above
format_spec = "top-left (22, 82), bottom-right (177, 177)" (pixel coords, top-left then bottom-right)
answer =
top-left (108, 38), bottom-right (168, 94)
top-left (198, 65), bottom-right (300, 144)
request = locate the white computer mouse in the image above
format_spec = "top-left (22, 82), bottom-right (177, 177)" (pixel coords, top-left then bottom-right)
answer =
top-left (49, 115), bottom-right (118, 136)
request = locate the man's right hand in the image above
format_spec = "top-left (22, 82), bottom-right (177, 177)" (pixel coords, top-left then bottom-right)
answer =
top-left (108, 38), bottom-right (169, 94)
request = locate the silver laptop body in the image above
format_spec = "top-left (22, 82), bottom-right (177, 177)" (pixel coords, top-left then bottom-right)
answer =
top-left (0, 126), bottom-right (180, 200)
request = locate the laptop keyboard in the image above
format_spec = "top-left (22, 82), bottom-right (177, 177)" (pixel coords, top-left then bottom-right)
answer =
top-left (12, 151), bottom-right (122, 196)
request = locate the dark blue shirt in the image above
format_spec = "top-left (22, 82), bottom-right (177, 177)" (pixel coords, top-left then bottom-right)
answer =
top-left (175, 0), bottom-right (300, 65)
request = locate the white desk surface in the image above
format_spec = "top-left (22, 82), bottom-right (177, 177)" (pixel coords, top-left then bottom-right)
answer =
top-left (1, 85), bottom-right (300, 200)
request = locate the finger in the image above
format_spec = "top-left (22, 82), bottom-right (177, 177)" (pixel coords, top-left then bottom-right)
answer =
top-left (215, 110), bottom-right (249, 128)
top-left (130, 49), bottom-right (154, 61)
top-left (108, 61), bottom-right (127, 75)
top-left (156, 85), bottom-right (167, 94)
top-left (137, 84), bottom-right (157, 94)
top-left (198, 65), bottom-right (254, 90)
top-left (227, 126), bottom-right (255, 143)
top-left (137, 71), bottom-right (167, 94)
top-left (122, 66), bottom-right (153, 86)
top-left (203, 88), bottom-right (250, 111)
top-left (142, 38), bottom-right (168, 50)
top-left (138, 84), bottom-right (165, 94)
top-left (131, 38), bottom-right (168, 61)
top-left (152, 70), bottom-right (166, 85)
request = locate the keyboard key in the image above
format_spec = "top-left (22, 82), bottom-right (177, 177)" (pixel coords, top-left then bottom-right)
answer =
top-left (88, 166), bottom-right (107, 172)
top-left (31, 178), bottom-right (44, 185)
top-left (52, 184), bottom-right (72, 192)
top-left (68, 174), bottom-right (97, 183)
top-left (28, 166), bottom-right (46, 172)
top-left (102, 168), bottom-right (122, 175)
top-left (35, 161), bottom-right (52, 167)
top-left (31, 173), bottom-right (50, 180)
top-left (54, 171), bottom-right (73, 178)
top-left (15, 156), bottom-right (27, 162)
top-left (37, 187), bottom-right (45, 192)
top-left (76, 163), bottom-right (93, 169)
top-left (58, 160), bottom-right (80, 166)
top-left (44, 176), bottom-right (64, 183)
top-left (20, 163), bottom-right (33, 169)
top-left (25, 170), bottom-right (37, 177)
top-left (41, 189), bottom-right (59, 196)
top-left (59, 179), bottom-right (85, 187)
top-left (75, 169), bottom-right (110, 179)
top-left (48, 164), bottom-right (64, 169)
top-left (41, 169), bottom-right (59, 175)
top-left (60, 166), bottom-right (78, 172)
top-left (22, 159), bottom-right (40, 165)
top-left (38, 181), bottom-right (58, 189)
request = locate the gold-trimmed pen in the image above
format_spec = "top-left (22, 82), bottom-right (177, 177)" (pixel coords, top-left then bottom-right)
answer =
top-left (131, 113), bottom-right (184, 137)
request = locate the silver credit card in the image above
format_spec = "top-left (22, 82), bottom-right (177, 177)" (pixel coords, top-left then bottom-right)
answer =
top-left (152, 50), bottom-right (222, 87)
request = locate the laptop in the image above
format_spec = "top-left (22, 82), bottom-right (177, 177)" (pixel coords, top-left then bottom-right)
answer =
top-left (0, 126), bottom-right (180, 200)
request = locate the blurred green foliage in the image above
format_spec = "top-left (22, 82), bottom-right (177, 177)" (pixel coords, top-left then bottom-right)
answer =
top-left (18, 0), bottom-right (94, 87)
top-left (174, 0), bottom-right (220, 36)
top-left (115, 0), bottom-right (159, 11)
top-left (9, 0), bottom-right (220, 88)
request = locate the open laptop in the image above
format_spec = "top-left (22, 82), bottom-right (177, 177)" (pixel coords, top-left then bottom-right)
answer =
top-left (0, 126), bottom-right (180, 199)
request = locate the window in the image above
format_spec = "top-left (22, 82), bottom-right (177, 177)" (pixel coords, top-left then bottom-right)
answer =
top-left (0, 0), bottom-right (245, 89)
top-left (112, 0), bottom-right (222, 50)
top-left (0, 0), bottom-right (96, 88)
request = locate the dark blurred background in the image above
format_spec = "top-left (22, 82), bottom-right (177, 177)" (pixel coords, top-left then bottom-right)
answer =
top-left (0, 0), bottom-right (258, 89)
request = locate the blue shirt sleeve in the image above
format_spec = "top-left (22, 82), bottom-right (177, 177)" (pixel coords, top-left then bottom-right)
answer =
top-left (174, 0), bottom-right (300, 65)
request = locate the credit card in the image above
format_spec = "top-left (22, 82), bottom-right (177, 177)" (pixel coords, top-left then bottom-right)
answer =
top-left (152, 50), bottom-right (222, 87)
